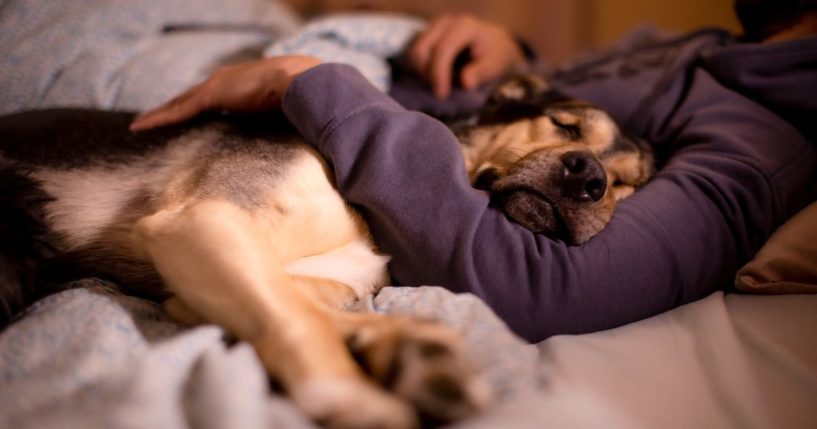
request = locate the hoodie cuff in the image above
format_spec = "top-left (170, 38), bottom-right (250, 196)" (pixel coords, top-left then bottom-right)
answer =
top-left (282, 63), bottom-right (404, 150)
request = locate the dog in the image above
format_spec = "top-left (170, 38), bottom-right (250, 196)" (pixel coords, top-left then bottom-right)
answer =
top-left (455, 74), bottom-right (654, 244)
top-left (0, 74), bottom-right (653, 429)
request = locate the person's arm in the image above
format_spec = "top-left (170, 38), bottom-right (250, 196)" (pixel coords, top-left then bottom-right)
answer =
top-left (282, 63), bottom-right (815, 342)
top-left (131, 57), bottom-right (815, 342)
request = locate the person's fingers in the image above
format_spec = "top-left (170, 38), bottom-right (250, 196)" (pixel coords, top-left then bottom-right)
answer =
top-left (459, 49), bottom-right (503, 90)
top-left (407, 15), bottom-right (454, 80)
top-left (129, 103), bottom-right (197, 131)
top-left (459, 64), bottom-right (479, 91)
top-left (131, 56), bottom-right (320, 131)
top-left (130, 83), bottom-right (210, 131)
top-left (428, 18), bottom-right (477, 98)
top-left (409, 15), bottom-right (453, 73)
top-left (460, 29), bottom-right (526, 90)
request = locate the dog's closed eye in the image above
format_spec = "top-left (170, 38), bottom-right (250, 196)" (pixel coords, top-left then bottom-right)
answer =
top-left (550, 116), bottom-right (581, 140)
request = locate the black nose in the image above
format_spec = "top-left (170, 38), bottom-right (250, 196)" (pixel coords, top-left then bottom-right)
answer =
top-left (559, 151), bottom-right (607, 202)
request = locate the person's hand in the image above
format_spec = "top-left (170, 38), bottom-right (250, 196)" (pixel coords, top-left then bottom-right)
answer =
top-left (407, 14), bottom-right (528, 99)
top-left (130, 56), bottom-right (322, 131)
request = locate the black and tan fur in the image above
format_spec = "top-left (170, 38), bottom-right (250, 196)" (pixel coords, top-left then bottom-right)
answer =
top-left (0, 75), bottom-right (652, 429)
top-left (456, 74), bottom-right (653, 243)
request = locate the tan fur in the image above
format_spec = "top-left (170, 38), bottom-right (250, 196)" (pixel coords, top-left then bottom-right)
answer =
top-left (458, 83), bottom-right (652, 243)
top-left (30, 123), bottom-right (487, 428)
top-left (131, 199), bottom-right (421, 428)
top-left (29, 81), bottom-right (651, 427)
top-left (461, 109), bottom-right (643, 200)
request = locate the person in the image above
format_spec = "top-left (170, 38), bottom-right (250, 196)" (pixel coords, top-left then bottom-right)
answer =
top-left (130, 1), bottom-right (817, 342)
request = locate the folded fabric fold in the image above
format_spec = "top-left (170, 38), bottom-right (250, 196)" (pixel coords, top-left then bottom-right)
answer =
top-left (264, 12), bottom-right (425, 91)
top-left (736, 200), bottom-right (817, 294)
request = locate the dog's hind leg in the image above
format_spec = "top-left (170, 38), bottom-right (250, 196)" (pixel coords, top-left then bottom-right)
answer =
top-left (132, 199), bottom-right (417, 429)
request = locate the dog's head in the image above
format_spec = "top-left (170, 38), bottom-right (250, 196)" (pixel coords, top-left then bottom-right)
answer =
top-left (455, 74), bottom-right (654, 244)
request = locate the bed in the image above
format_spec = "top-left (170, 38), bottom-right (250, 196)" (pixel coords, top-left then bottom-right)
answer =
top-left (1, 1), bottom-right (816, 428)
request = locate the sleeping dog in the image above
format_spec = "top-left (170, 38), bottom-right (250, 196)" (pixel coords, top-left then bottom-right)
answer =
top-left (0, 75), bottom-right (652, 429)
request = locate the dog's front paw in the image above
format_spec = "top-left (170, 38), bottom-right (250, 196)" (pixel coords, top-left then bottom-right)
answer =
top-left (293, 378), bottom-right (418, 429)
top-left (347, 319), bottom-right (491, 425)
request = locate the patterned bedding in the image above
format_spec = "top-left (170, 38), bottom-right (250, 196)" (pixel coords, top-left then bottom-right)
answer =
top-left (0, 281), bottom-right (539, 429)
top-left (0, 0), bottom-right (420, 113)
top-left (2, 2), bottom-right (816, 428)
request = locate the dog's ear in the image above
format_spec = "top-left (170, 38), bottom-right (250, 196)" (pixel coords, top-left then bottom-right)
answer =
top-left (489, 74), bottom-right (551, 105)
top-left (479, 74), bottom-right (571, 125)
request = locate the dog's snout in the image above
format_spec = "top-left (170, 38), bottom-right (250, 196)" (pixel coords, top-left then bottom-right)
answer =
top-left (559, 151), bottom-right (607, 202)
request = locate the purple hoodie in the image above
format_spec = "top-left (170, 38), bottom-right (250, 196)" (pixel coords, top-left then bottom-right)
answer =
top-left (282, 29), bottom-right (817, 342)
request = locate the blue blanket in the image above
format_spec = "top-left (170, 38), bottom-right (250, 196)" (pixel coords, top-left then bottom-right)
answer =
top-left (0, 0), bottom-right (421, 114)
top-left (0, 280), bottom-right (539, 428)
top-left (0, 3), bottom-right (541, 426)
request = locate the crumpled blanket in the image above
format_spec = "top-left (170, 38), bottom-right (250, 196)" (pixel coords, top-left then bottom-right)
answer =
top-left (0, 0), bottom-right (422, 114)
top-left (265, 13), bottom-right (424, 91)
top-left (0, 279), bottom-right (540, 429)
top-left (0, 3), bottom-right (543, 427)
top-left (0, 0), bottom-right (301, 114)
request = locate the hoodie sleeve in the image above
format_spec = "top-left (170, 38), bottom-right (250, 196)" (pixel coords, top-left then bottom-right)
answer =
top-left (282, 63), bottom-right (816, 342)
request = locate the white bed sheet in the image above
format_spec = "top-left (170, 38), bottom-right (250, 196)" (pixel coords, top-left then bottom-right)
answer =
top-left (459, 292), bottom-right (817, 429)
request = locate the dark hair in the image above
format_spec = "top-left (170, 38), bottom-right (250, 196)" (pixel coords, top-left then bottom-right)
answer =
top-left (0, 162), bottom-right (55, 328)
top-left (735, 0), bottom-right (817, 40)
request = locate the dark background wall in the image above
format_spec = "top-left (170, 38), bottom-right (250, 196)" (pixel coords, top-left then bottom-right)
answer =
top-left (285, 0), bottom-right (740, 63)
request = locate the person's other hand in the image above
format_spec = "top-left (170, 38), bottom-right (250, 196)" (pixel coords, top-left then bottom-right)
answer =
top-left (407, 14), bottom-right (527, 99)
top-left (130, 56), bottom-right (322, 131)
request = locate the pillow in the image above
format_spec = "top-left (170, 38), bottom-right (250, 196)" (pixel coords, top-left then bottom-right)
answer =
top-left (735, 200), bottom-right (817, 294)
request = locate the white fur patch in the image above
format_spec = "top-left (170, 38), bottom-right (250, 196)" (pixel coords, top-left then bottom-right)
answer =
top-left (33, 136), bottom-right (208, 249)
top-left (35, 167), bottom-right (146, 249)
top-left (284, 239), bottom-right (390, 298)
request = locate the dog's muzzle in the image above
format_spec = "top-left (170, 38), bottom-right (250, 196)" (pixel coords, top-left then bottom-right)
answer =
top-left (496, 188), bottom-right (563, 235)
top-left (489, 150), bottom-right (609, 242)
